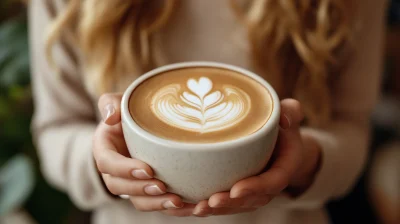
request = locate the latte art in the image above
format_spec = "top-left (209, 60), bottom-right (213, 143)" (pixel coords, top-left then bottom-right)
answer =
top-left (151, 77), bottom-right (251, 133)
top-left (129, 67), bottom-right (273, 143)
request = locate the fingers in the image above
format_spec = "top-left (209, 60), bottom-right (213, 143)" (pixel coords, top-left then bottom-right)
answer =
top-left (251, 196), bottom-right (272, 208)
top-left (269, 128), bottom-right (303, 183)
top-left (93, 120), bottom-right (185, 214)
top-left (208, 192), bottom-right (270, 208)
top-left (162, 195), bottom-right (265, 218)
top-left (230, 99), bottom-right (304, 198)
top-left (160, 203), bottom-right (196, 217)
top-left (93, 128), bottom-right (153, 179)
top-left (208, 192), bottom-right (246, 208)
top-left (102, 174), bottom-right (166, 196)
top-left (230, 127), bottom-right (302, 198)
top-left (212, 207), bottom-right (257, 216)
top-left (94, 146), bottom-right (153, 179)
top-left (130, 194), bottom-right (184, 212)
top-left (193, 200), bottom-right (214, 217)
top-left (193, 200), bottom-right (257, 216)
top-left (280, 99), bottom-right (304, 129)
top-left (162, 196), bottom-right (265, 217)
top-left (98, 93), bottom-right (123, 125)
top-left (96, 92), bottom-right (189, 214)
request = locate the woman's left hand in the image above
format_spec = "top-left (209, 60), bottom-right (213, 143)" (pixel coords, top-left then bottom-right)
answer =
top-left (161, 99), bottom-right (322, 217)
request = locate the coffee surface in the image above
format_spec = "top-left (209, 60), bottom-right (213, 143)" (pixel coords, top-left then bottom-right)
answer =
top-left (129, 67), bottom-right (273, 143)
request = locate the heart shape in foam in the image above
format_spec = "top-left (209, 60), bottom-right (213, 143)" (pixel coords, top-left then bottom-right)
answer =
top-left (150, 76), bottom-right (251, 133)
top-left (187, 77), bottom-right (212, 99)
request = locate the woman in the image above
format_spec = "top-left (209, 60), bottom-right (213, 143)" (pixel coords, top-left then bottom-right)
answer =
top-left (30, 0), bottom-right (386, 223)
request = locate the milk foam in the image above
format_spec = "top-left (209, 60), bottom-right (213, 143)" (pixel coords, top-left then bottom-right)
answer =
top-left (129, 67), bottom-right (273, 143)
top-left (150, 77), bottom-right (251, 133)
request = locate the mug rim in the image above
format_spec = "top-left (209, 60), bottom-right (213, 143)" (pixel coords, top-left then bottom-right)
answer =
top-left (121, 61), bottom-right (280, 151)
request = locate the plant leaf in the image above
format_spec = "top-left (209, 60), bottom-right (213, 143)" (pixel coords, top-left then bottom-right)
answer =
top-left (0, 53), bottom-right (30, 88)
top-left (0, 154), bottom-right (35, 216)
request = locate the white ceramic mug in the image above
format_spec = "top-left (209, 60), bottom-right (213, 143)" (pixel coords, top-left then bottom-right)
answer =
top-left (121, 62), bottom-right (280, 203)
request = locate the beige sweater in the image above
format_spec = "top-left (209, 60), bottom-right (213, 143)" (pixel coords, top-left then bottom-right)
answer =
top-left (30, 0), bottom-right (387, 223)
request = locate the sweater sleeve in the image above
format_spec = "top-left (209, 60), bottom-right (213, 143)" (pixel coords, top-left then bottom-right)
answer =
top-left (29, 0), bottom-right (115, 210)
top-left (270, 0), bottom-right (387, 209)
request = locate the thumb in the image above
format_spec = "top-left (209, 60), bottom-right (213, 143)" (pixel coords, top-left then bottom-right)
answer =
top-left (98, 93), bottom-right (123, 125)
top-left (229, 99), bottom-right (305, 197)
top-left (279, 99), bottom-right (304, 130)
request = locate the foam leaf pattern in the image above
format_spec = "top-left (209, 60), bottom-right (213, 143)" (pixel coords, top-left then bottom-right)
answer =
top-left (151, 77), bottom-right (251, 133)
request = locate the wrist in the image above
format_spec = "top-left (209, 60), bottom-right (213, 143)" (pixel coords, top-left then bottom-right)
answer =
top-left (286, 132), bottom-right (322, 197)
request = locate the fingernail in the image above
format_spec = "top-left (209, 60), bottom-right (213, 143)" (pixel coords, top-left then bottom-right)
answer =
top-left (193, 207), bottom-right (213, 216)
top-left (144, 185), bottom-right (165, 195)
top-left (282, 114), bottom-right (291, 130)
top-left (162, 201), bottom-right (181, 209)
top-left (192, 207), bottom-right (203, 216)
top-left (230, 189), bottom-right (253, 199)
top-left (103, 104), bottom-right (115, 122)
top-left (193, 207), bottom-right (204, 216)
top-left (119, 194), bottom-right (130, 199)
top-left (131, 169), bottom-right (152, 179)
top-left (208, 200), bottom-right (219, 208)
top-left (209, 198), bottom-right (226, 208)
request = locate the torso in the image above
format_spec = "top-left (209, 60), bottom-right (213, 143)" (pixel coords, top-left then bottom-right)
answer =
top-left (94, 1), bottom-right (329, 223)
top-left (158, 0), bottom-right (251, 69)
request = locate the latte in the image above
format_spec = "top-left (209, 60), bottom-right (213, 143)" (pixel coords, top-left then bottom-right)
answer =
top-left (129, 67), bottom-right (273, 143)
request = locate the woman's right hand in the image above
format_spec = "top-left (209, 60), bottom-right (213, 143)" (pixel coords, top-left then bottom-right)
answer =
top-left (92, 93), bottom-right (184, 211)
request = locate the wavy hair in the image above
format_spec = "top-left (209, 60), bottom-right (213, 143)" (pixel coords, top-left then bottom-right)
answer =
top-left (45, 0), bottom-right (354, 126)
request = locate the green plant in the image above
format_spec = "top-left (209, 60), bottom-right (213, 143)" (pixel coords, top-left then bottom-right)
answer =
top-left (0, 3), bottom-right (77, 224)
top-left (0, 155), bottom-right (34, 216)
top-left (0, 18), bottom-right (31, 162)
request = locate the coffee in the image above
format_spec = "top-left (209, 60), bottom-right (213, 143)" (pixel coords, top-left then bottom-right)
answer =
top-left (129, 67), bottom-right (273, 143)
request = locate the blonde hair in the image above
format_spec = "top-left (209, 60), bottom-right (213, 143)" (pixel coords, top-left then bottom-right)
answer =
top-left (45, 0), bottom-right (354, 126)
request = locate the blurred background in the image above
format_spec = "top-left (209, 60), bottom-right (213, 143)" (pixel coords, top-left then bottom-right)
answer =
top-left (0, 0), bottom-right (398, 223)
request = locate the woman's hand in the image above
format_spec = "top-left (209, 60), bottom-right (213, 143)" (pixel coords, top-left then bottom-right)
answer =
top-left (163, 99), bottom-right (322, 217)
top-left (92, 93), bottom-right (184, 212)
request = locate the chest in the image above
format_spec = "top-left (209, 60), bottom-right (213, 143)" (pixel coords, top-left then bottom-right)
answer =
top-left (90, 0), bottom-right (254, 109)
top-left (157, 0), bottom-right (251, 69)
